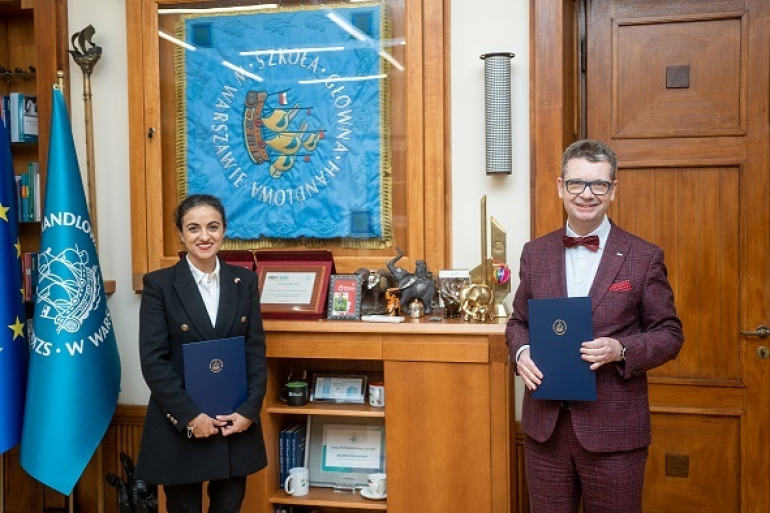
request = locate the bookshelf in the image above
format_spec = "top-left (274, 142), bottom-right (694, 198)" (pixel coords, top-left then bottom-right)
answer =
top-left (245, 318), bottom-right (514, 513)
top-left (0, 1), bottom-right (70, 511)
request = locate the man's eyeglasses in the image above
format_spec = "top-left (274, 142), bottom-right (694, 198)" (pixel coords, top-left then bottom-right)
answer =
top-left (563, 179), bottom-right (613, 196)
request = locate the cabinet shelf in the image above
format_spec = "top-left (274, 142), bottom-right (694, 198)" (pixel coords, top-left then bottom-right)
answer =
top-left (270, 488), bottom-right (387, 510)
top-left (267, 401), bottom-right (385, 418)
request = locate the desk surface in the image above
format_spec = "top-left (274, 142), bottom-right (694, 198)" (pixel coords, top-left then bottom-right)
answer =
top-left (264, 316), bottom-right (507, 335)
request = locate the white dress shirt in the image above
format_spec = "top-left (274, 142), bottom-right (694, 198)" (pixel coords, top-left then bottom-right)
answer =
top-left (186, 256), bottom-right (220, 327)
top-left (565, 216), bottom-right (611, 298)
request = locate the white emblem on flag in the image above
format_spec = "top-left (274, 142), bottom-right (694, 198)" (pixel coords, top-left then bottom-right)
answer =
top-left (37, 246), bottom-right (101, 334)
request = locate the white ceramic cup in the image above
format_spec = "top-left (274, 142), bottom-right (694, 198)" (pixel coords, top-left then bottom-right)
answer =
top-left (284, 467), bottom-right (310, 496)
top-left (367, 472), bottom-right (387, 497)
top-left (369, 382), bottom-right (385, 408)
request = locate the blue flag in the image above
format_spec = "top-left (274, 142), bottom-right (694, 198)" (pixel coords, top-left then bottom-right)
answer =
top-left (0, 115), bottom-right (28, 455)
top-left (180, 5), bottom-right (392, 244)
top-left (20, 88), bottom-right (121, 495)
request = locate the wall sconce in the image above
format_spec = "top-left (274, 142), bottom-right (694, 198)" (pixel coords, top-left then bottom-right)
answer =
top-left (480, 52), bottom-right (515, 175)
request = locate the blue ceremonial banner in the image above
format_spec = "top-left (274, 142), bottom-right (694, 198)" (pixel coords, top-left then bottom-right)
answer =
top-left (20, 88), bottom-right (121, 495)
top-left (177, 3), bottom-right (393, 248)
top-left (0, 116), bottom-right (27, 455)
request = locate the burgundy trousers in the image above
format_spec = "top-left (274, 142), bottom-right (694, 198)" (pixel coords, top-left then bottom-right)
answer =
top-left (524, 408), bottom-right (648, 513)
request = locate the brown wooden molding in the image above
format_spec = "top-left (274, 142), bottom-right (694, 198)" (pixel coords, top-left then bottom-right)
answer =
top-left (111, 404), bottom-right (147, 427)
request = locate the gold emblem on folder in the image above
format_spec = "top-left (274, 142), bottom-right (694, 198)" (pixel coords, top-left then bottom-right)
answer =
top-left (209, 359), bottom-right (224, 373)
top-left (552, 319), bottom-right (567, 336)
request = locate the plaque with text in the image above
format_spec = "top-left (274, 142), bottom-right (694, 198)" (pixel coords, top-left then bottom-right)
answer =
top-left (255, 250), bottom-right (335, 319)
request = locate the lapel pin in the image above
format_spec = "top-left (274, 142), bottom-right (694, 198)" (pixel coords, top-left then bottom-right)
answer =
top-left (241, 316), bottom-right (247, 324)
top-left (616, 252), bottom-right (624, 256)
top-left (234, 277), bottom-right (241, 284)
top-left (181, 324), bottom-right (189, 332)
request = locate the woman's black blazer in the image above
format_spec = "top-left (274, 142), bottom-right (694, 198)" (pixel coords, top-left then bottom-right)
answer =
top-left (135, 258), bottom-right (267, 486)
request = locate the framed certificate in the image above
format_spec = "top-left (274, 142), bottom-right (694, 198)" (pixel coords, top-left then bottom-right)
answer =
top-left (305, 415), bottom-right (386, 489)
top-left (327, 274), bottom-right (363, 320)
top-left (255, 250), bottom-right (335, 319)
top-left (310, 374), bottom-right (367, 404)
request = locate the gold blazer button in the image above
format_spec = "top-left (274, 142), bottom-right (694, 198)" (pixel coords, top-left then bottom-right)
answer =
top-left (241, 316), bottom-right (247, 324)
top-left (181, 324), bottom-right (189, 332)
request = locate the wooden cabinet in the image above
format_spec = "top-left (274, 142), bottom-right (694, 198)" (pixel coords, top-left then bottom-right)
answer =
top-left (0, 0), bottom-right (69, 253)
top-left (243, 318), bottom-right (514, 513)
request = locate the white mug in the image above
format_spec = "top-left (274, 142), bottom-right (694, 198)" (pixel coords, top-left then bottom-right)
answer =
top-left (284, 467), bottom-right (310, 496)
top-left (367, 472), bottom-right (387, 497)
top-left (369, 382), bottom-right (385, 408)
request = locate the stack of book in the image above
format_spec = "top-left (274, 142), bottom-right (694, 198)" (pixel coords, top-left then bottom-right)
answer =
top-left (22, 251), bottom-right (38, 303)
top-left (16, 162), bottom-right (40, 222)
top-left (279, 422), bottom-right (307, 489)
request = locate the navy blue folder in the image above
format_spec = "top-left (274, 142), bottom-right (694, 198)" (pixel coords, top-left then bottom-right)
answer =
top-left (528, 297), bottom-right (597, 401)
top-left (182, 336), bottom-right (248, 417)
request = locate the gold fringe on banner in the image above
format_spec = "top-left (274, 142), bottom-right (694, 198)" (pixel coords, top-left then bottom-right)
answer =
top-left (173, 2), bottom-right (394, 250)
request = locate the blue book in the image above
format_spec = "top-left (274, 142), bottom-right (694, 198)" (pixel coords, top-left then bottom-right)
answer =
top-left (182, 336), bottom-right (247, 417)
top-left (280, 424), bottom-right (301, 489)
top-left (528, 297), bottom-right (597, 401)
top-left (279, 427), bottom-right (288, 488)
top-left (294, 423), bottom-right (307, 469)
top-left (288, 425), bottom-right (298, 473)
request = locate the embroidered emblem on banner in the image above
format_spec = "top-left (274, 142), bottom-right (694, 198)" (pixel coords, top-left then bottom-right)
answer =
top-left (175, 4), bottom-right (394, 249)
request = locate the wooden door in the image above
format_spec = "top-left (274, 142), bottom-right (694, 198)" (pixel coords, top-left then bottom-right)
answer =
top-left (585, 0), bottom-right (770, 510)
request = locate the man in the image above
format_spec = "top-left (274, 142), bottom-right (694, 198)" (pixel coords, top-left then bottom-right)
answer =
top-left (506, 139), bottom-right (684, 512)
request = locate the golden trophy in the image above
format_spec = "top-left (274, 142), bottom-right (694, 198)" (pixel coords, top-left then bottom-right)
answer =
top-left (468, 196), bottom-right (511, 319)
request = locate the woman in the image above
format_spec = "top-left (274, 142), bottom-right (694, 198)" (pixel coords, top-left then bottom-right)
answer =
top-left (135, 194), bottom-right (267, 512)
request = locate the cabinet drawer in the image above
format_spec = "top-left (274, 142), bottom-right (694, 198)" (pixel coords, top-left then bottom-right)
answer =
top-left (267, 332), bottom-right (383, 359)
top-left (382, 335), bottom-right (490, 362)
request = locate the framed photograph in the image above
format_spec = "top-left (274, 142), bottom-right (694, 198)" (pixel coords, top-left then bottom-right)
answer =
top-left (255, 250), bottom-right (335, 320)
top-left (310, 374), bottom-right (367, 404)
top-left (305, 415), bottom-right (386, 489)
top-left (327, 274), bottom-right (363, 320)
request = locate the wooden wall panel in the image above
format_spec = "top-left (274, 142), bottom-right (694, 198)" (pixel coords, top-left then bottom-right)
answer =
top-left (75, 406), bottom-right (146, 513)
top-left (613, 16), bottom-right (744, 138)
top-left (644, 413), bottom-right (740, 512)
top-left (609, 167), bottom-right (740, 381)
top-left (529, 0), bottom-right (577, 237)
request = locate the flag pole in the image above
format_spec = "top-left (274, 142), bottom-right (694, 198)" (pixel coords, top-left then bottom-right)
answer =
top-left (68, 25), bottom-right (102, 249)
top-left (68, 26), bottom-right (107, 513)
top-left (54, 68), bottom-right (74, 513)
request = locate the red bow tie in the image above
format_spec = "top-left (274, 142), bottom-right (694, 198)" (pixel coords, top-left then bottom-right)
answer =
top-left (563, 235), bottom-right (600, 251)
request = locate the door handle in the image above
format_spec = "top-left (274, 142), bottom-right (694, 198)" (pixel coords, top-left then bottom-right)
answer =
top-left (740, 325), bottom-right (770, 338)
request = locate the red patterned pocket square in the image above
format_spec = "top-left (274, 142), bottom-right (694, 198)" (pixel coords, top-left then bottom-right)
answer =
top-left (608, 280), bottom-right (632, 292)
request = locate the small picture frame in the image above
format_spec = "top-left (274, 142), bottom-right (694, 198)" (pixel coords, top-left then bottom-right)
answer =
top-left (327, 274), bottom-right (363, 320)
top-left (311, 374), bottom-right (367, 404)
